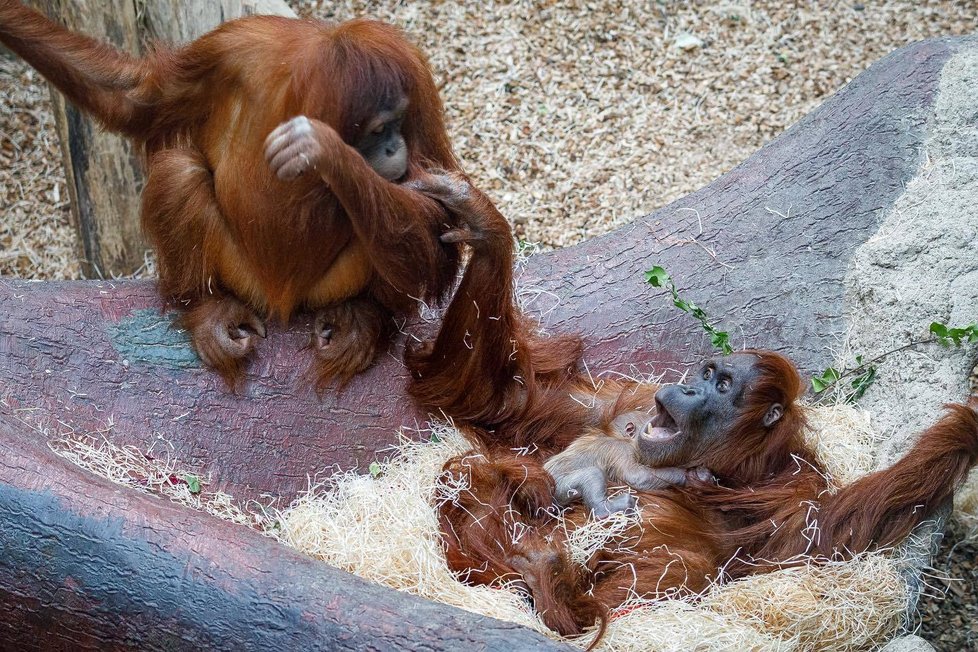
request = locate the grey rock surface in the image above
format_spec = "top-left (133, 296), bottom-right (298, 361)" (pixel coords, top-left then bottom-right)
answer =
top-left (843, 43), bottom-right (978, 467)
top-left (881, 634), bottom-right (937, 652)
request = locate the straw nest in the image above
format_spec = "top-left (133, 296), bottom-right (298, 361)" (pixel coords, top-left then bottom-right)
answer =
top-left (53, 402), bottom-right (924, 651)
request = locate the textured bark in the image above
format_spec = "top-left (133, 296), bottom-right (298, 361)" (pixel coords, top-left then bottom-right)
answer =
top-left (0, 36), bottom-right (966, 649)
top-left (34, 0), bottom-right (146, 277)
top-left (0, 417), bottom-right (567, 651)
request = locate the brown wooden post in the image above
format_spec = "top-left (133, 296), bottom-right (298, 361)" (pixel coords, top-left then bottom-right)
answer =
top-left (138, 0), bottom-right (294, 45)
top-left (34, 0), bottom-right (146, 279)
top-left (32, 0), bottom-right (294, 279)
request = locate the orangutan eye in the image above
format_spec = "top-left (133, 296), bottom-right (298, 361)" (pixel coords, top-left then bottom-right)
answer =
top-left (371, 123), bottom-right (386, 135)
top-left (717, 378), bottom-right (731, 392)
top-left (625, 422), bottom-right (636, 436)
top-left (703, 367), bottom-right (714, 380)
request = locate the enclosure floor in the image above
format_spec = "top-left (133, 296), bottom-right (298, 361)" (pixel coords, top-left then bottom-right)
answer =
top-left (1, 1), bottom-right (976, 646)
top-left (1, 2), bottom-right (974, 278)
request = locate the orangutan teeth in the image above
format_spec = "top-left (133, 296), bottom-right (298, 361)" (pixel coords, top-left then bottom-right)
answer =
top-left (644, 426), bottom-right (679, 441)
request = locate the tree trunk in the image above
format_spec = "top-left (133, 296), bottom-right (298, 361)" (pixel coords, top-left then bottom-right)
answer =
top-left (0, 416), bottom-right (567, 651)
top-left (34, 0), bottom-right (146, 278)
top-left (138, 0), bottom-right (294, 44)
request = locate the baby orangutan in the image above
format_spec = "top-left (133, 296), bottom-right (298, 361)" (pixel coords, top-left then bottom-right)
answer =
top-left (544, 410), bottom-right (714, 518)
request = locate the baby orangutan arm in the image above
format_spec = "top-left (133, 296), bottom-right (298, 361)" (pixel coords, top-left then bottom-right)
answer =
top-left (550, 465), bottom-right (637, 519)
top-left (616, 463), bottom-right (687, 491)
top-left (617, 463), bottom-right (716, 490)
top-left (546, 408), bottom-right (717, 518)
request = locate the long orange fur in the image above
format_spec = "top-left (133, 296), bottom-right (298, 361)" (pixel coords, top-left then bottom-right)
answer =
top-left (407, 184), bottom-right (978, 643)
top-left (0, 1), bottom-right (464, 387)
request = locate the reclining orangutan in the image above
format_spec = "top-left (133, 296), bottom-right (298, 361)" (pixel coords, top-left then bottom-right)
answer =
top-left (408, 172), bottom-right (978, 643)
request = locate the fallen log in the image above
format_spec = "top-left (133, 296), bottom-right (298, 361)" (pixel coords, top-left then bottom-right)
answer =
top-left (0, 36), bottom-right (968, 649)
top-left (0, 417), bottom-right (566, 650)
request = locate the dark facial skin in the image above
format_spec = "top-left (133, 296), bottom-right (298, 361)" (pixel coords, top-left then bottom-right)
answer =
top-left (354, 96), bottom-right (409, 180)
top-left (641, 353), bottom-right (781, 467)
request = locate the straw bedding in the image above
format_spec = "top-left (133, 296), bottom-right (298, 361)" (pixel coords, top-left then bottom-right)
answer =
top-left (51, 403), bottom-right (917, 651)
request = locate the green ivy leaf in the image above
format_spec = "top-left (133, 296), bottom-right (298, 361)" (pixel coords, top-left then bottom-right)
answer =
top-left (811, 367), bottom-right (841, 394)
top-left (647, 264), bottom-right (732, 355)
top-left (183, 474), bottom-right (201, 494)
top-left (848, 366), bottom-right (877, 403)
top-left (644, 266), bottom-right (670, 288)
top-left (930, 321), bottom-right (978, 348)
top-left (711, 331), bottom-right (733, 355)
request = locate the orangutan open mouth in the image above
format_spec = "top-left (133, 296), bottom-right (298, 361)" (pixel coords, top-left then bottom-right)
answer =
top-left (643, 398), bottom-right (681, 441)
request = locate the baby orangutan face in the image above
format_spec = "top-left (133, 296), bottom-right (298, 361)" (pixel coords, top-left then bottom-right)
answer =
top-left (618, 409), bottom-right (691, 468)
top-left (544, 408), bottom-right (715, 519)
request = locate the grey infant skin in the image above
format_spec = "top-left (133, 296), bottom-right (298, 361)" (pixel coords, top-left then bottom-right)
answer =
top-left (544, 410), bottom-right (712, 518)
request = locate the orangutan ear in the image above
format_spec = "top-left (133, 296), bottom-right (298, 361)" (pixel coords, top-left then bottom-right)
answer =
top-left (763, 403), bottom-right (784, 428)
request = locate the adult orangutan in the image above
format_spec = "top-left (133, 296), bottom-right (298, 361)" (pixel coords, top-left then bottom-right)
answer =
top-left (0, 1), bottom-right (464, 388)
top-left (440, 351), bottom-right (978, 640)
top-left (404, 173), bottom-right (594, 452)
top-left (409, 173), bottom-right (978, 642)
